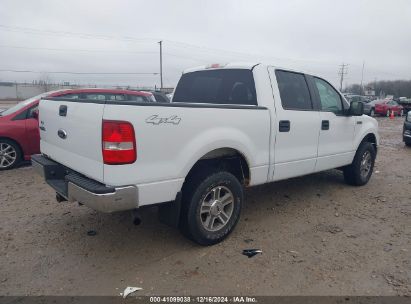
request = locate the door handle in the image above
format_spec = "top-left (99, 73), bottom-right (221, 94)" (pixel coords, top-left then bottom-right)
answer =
top-left (279, 120), bottom-right (290, 132)
top-left (321, 120), bottom-right (329, 130)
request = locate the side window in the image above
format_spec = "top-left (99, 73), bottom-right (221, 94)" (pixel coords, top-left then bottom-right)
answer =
top-left (128, 95), bottom-right (148, 102)
top-left (314, 77), bottom-right (343, 114)
top-left (107, 94), bottom-right (126, 101)
top-left (153, 94), bottom-right (169, 103)
top-left (27, 105), bottom-right (38, 119)
top-left (275, 70), bottom-right (313, 110)
top-left (60, 93), bottom-right (80, 99)
top-left (85, 94), bottom-right (106, 100)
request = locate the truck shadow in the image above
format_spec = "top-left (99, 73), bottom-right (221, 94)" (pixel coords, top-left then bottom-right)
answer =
top-left (42, 169), bottom-right (348, 261)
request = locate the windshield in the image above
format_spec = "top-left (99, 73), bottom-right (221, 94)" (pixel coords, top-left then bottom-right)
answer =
top-left (0, 91), bottom-right (56, 117)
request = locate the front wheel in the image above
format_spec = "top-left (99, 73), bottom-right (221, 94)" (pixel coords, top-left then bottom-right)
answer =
top-left (343, 142), bottom-right (376, 186)
top-left (180, 170), bottom-right (243, 245)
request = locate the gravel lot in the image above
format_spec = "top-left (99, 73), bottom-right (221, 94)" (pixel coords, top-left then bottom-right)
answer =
top-left (0, 117), bottom-right (410, 296)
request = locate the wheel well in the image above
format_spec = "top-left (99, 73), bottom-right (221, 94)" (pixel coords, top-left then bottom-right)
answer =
top-left (362, 133), bottom-right (377, 152)
top-left (185, 148), bottom-right (250, 187)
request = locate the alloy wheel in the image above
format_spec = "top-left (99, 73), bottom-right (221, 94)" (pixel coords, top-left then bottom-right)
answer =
top-left (0, 142), bottom-right (17, 169)
top-left (200, 186), bottom-right (234, 232)
top-left (360, 150), bottom-right (372, 179)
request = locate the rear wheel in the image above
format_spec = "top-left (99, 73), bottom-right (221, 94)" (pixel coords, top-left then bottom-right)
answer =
top-left (343, 142), bottom-right (376, 186)
top-left (0, 139), bottom-right (21, 170)
top-left (180, 170), bottom-right (243, 245)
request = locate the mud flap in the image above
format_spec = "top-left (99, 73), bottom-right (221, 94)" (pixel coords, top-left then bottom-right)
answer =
top-left (158, 192), bottom-right (182, 227)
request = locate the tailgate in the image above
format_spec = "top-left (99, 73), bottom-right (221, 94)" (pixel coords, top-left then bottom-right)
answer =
top-left (39, 98), bottom-right (105, 183)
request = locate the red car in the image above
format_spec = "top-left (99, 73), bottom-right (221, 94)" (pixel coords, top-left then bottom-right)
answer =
top-left (0, 88), bottom-right (153, 170)
top-left (373, 99), bottom-right (404, 117)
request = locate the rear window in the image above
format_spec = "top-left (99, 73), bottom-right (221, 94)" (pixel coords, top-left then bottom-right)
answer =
top-left (173, 69), bottom-right (257, 105)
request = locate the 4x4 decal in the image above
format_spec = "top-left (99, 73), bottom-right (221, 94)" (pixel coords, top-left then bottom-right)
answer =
top-left (145, 115), bottom-right (181, 125)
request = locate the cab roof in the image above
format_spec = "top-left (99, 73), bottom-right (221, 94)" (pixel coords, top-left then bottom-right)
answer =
top-left (182, 62), bottom-right (316, 78)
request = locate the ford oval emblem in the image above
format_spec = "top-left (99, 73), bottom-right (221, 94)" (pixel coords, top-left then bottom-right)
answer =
top-left (57, 129), bottom-right (67, 139)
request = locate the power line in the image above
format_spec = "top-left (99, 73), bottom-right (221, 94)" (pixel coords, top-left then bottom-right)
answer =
top-left (0, 44), bottom-right (158, 54)
top-left (0, 44), bottom-right (207, 63)
top-left (0, 69), bottom-right (159, 75)
top-left (0, 24), bottom-right (158, 44)
top-left (0, 24), bottom-right (345, 66)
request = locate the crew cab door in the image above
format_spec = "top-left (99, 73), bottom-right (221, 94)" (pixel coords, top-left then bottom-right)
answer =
top-left (310, 77), bottom-right (356, 171)
top-left (268, 68), bottom-right (321, 181)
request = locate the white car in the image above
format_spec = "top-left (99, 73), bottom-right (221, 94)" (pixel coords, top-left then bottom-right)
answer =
top-left (33, 62), bottom-right (379, 245)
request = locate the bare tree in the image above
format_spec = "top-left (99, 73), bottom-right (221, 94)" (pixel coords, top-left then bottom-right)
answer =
top-left (38, 73), bottom-right (52, 92)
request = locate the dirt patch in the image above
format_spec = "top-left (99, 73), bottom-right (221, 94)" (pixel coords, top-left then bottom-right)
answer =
top-left (0, 117), bottom-right (410, 296)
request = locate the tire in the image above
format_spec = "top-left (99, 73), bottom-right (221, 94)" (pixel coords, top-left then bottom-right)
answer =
top-left (370, 108), bottom-right (375, 117)
top-left (405, 142), bottom-right (411, 147)
top-left (180, 170), bottom-right (243, 245)
top-left (0, 139), bottom-right (22, 170)
top-left (343, 142), bottom-right (376, 186)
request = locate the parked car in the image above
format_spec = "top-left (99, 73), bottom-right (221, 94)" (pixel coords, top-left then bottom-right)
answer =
top-left (364, 99), bottom-right (404, 117)
top-left (145, 91), bottom-right (170, 103)
top-left (404, 111), bottom-right (411, 146)
top-left (0, 88), bottom-right (153, 170)
top-left (398, 97), bottom-right (411, 114)
top-left (345, 95), bottom-right (370, 104)
top-left (33, 63), bottom-right (378, 245)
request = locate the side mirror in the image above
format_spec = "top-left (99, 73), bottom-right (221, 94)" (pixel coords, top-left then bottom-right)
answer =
top-left (31, 109), bottom-right (39, 119)
top-left (349, 101), bottom-right (364, 116)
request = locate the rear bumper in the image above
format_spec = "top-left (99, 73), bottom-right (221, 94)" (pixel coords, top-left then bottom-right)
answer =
top-left (32, 154), bottom-right (138, 213)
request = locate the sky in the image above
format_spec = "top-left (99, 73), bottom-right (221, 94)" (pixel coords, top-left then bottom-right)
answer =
top-left (0, 0), bottom-right (410, 89)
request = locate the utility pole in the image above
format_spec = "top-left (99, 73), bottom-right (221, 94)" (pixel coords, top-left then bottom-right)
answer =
top-left (338, 63), bottom-right (348, 91)
top-left (158, 40), bottom-right (163, 89)
top-left (360, 61), bottom-right (365, 95)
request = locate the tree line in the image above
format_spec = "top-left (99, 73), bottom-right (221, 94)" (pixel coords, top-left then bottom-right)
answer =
top-left (345, 80), bottom-right (411, 98)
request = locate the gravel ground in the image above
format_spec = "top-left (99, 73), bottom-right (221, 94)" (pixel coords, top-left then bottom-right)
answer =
top-left (0, 117), bottom-right (410, 296)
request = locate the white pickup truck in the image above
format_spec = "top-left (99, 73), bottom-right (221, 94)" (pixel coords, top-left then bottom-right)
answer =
top-left (32, 63), bottom-right (379, 245)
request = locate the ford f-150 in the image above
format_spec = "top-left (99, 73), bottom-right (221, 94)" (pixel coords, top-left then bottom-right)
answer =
top-left (32, 63), bottom-right (379, 245)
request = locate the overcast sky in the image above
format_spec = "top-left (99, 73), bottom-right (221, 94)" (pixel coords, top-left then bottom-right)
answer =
top-left (0, 0), bottom-right (410, 89)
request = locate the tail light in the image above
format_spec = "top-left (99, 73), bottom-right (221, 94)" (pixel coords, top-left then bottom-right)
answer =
top-left (102, 120), bottom-right (136, 165)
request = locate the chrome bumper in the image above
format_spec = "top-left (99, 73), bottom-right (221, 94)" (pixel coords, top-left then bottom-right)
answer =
top-left (67, 182), bottom-right (137, 213)
top-left (32, 154), bottom-right (138, 213)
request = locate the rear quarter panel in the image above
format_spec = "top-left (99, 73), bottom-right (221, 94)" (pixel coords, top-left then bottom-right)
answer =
top-left (102, 104), bottom-right (271, 190)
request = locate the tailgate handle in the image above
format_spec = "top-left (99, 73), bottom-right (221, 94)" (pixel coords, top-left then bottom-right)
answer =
top-left (59, 105), bottom-right (67, 117)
